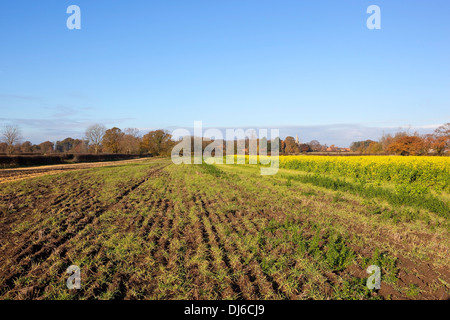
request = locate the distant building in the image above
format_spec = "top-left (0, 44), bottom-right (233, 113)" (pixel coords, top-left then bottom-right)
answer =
top-left (326, 146), bottom-right (351, 152)
top-left (295, 134), bottom-right (299, 144)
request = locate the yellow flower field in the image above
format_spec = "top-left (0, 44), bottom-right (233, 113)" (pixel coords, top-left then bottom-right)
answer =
top-left (279, 156), bottom-right (450, 193)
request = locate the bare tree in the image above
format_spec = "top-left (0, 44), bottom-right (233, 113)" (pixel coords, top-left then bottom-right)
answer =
top-left (124, 128), bottom-right (140, 138)
top-left (435, 123), bottom-right (450, 137)
top-left (120, 128), bottom-right (141, 154)
top-left (308, 140), bottom-right (322, 152)
top-left (85, 124), bottom-right (106, 154)
top-left (1, 125), bottom-right (22, 155)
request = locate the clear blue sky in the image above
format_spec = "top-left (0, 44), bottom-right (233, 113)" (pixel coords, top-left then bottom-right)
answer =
top-left (1, 0), bottom-right (449, 146)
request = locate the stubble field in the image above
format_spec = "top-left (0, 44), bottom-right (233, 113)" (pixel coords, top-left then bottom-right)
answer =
top-left (0, 157), bottom-right (449, 300)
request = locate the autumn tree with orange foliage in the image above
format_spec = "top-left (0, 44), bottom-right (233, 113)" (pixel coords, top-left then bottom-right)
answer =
top-left (284, 136), bottom-right (299, 153)
top-left (102, 127), bottom-right (124, 153)
top-left (432, 136), bottom-right (450, 155)
top-left (431, 123), bottom-right (450, 155)
top-left (142, 129), bottom-right (173, 156)
top-left (386, 135), bottom-right (426, 156)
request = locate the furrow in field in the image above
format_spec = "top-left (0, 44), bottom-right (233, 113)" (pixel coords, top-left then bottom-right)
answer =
top-left (193, 188), bottom-right (282, 299)
top-left (177, 183), bottom-right (239, 299)
top-left (0, 164), bottom-right (169, 298)
top-left (207, 203), bottom-right (276, 299)
top-left (217, 165), bottom-right (450, 299)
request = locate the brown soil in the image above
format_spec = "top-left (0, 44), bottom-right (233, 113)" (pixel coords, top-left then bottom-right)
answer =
top-left (0, 158), bottom-right (151, 184)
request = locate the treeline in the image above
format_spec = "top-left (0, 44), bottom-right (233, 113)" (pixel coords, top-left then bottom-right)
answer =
top-left (1, 123), bottom-right (449, 157)
top-left (0, 124), bottom-right (174, 156)
top-left (0, 123), bottom-right (330, 157)
top-left (350, 123), bottom-right (450, 156)
top-left (174, 136), bottom-right (331, 155)
top-left (279, 137), bottom-right (341, 153)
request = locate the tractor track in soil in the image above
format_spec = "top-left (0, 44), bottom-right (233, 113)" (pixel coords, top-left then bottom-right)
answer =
top-left (0, 163), bottom-right (170, 297)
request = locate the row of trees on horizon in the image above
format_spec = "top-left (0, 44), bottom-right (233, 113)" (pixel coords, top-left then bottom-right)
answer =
top-left (349, 123), bottom-right (450, 156)
top-left (0, 124), bottom-right (173, 156)
top-left (1, 123), bottom-right (449, 156)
